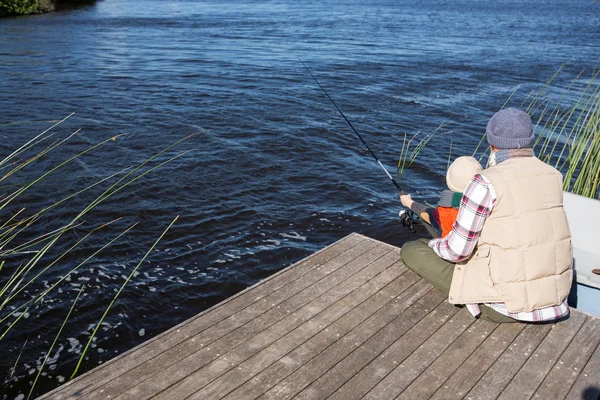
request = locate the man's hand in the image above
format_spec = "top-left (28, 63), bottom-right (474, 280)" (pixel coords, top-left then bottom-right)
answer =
top-left (400, 193), bottom-right (413, 209)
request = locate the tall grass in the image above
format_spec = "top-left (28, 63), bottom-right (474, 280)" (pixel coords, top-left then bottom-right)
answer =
top-left (0, 116), bottom-right (190, 397)
top-left (396, 122), bottom-right (448, 178)
top-left (516, 65), bottom-right (600, 199)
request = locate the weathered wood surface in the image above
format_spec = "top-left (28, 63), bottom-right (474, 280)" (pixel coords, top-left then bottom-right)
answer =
top-left (39, 233), bottom-right (600, 400)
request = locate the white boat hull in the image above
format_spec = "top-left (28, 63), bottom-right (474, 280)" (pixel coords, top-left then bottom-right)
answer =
top-left (563, 192), bottom-right (600, 316)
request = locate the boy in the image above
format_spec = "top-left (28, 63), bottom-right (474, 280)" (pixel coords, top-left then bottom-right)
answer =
top-left (400, 156), bottom-right (482, 238)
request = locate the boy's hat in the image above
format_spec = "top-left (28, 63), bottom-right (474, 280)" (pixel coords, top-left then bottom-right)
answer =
top-left (446, 156), bottom-right (483, 193)
top-left (486, 108), bottom-right (534, 149)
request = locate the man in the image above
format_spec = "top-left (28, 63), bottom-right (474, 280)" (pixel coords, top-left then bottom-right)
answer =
top-left (400, 108), bottom-right (572, 323)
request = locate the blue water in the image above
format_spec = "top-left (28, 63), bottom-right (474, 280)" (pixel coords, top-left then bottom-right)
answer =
top-left (1, 0), bottom-right (599, 397)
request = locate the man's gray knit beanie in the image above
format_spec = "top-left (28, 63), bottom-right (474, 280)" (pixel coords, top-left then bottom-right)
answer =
top-left (486, 108), bottom-right (534, 149)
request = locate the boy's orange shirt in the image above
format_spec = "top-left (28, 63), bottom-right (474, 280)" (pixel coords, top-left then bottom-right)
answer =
top-left (437, 206), bottom-right (459, 238)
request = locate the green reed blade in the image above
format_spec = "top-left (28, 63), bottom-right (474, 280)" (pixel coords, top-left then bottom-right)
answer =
top-left (27, 285), bottom-right (85, 400)
top-left (0, 113), bottom-right (73, 169)
top-left (70, 216), bottom-right (179, 380)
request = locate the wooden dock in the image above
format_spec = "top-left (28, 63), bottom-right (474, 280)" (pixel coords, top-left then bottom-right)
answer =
top-left (40, 233), bottom-right (600, 400)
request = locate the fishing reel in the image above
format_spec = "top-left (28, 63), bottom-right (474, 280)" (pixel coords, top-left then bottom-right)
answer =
top-left (398, 209), bottom-right (417, 233)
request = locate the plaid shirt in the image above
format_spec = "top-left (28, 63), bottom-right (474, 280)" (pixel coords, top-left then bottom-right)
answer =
top-left (428, 173), bottom-right (570, 322)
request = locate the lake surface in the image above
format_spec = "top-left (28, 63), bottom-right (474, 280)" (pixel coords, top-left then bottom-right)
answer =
top-left (1, 0), bottom-right (599, 397)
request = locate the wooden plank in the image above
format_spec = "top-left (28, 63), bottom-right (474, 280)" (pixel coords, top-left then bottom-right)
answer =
top-left (114, 243), bottom-right (397, 399)
top-left (498, 311), bottom-right (588, 400)
top-left (463, 323), bottom-right (553, 400)
top-left (189, 263), bottom-right (414, 399)
top-left (565, 334), bottom-right (600, 400)
top-left (292, 294), bottom-right (460, 400)
top-left (397, 318), bottom-right (499, 400)
top-left (344, 308), bottom-right (475, 400)
top-left (258, 282), bottom-right (443, 400)
top-left (163, 251), bottom-right (404, 400)
top-left (223, 268), bottom-right (424, 400)
top-left (429, 322), bottom-right (526, 400)
top-left (534, 316), bottom-right (600, 399)
top-left (80, 237), bottom-right (385, 400)
top-left (41, 233), bottom-right (368, 400)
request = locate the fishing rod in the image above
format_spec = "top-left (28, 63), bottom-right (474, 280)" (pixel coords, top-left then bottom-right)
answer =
top-left (300, 60), bottom-right (406, 196)
top-left (300, 60), bottom-right (428, 234)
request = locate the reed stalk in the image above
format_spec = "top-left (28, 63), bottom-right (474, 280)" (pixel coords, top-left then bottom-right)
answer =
top-left (397, 122), bottom-right (447, 178)
top-left (27, 285), bottom-right (85, 400)
top-left (70, 216), bottom-right (178, 379)
top-left (1, 334), bottom-right (28, 393)
top-left (447, 138), bottom-right (453, 170)
top-left (397, 131), bottom-right (417, 177)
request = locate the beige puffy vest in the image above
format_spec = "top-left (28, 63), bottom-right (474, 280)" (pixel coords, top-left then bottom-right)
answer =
top-left (448, 156), bottom-right (573, 313)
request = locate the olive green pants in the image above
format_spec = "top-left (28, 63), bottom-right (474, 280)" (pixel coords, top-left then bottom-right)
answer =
top-left (400, 239), bottom-right (517, 323)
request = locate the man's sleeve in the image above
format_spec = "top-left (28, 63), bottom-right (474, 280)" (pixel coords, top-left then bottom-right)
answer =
top-left (428, 174), bottom-right (496, 262)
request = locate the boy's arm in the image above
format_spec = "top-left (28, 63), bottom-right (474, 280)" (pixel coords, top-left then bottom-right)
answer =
top-left (418, 211), bottom-right (431, 224)
top-left (399, 194), bottom-right (438, 228)
top-left (419, 207), bottom-right (443, 235)
top-left (407, 199), bottom-right (433, 225)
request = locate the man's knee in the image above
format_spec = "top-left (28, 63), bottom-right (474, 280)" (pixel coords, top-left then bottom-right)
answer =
top-left (400, 239), bottom-right (430, 264)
